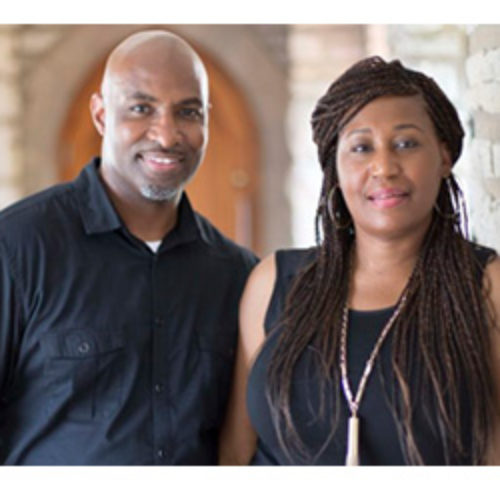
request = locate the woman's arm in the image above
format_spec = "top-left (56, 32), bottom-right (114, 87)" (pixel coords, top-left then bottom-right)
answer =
top-left (484, 256), bottom-right (500, 465)
top-left (219, 254), bottom-right (277, 465)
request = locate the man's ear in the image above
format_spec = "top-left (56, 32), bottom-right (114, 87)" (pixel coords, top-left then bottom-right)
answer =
top-left (90, 93), bottom-right (105, 137)
top-left (440, 143), bottom-right (453, 178)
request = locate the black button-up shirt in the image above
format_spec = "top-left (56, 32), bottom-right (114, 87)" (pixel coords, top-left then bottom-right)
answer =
top-left (0, 158), bottom-right (257, 465)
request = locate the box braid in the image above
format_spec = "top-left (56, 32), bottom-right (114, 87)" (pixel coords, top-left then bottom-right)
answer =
top-left (266, 56), bottom-right (495, 464)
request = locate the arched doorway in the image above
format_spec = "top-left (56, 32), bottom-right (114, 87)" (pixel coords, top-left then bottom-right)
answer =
top-left (58, 45), bottom-right (260, 253)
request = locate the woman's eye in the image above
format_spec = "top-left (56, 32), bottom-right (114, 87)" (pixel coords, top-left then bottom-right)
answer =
top-left (350, 143), bottom-right (372, 153)
top-left (395, 138), bottom-right (419, 149)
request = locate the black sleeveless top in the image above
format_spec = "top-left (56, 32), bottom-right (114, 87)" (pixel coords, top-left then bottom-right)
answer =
top-left (247, 243), bottom-right (497, 465)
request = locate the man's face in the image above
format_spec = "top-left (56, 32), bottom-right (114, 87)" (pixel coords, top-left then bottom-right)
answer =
top-left (91, 51), bottom-right (208, 203)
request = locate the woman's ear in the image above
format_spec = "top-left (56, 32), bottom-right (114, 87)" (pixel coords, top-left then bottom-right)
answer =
top-left (439, 143), bottom-right (453, 178)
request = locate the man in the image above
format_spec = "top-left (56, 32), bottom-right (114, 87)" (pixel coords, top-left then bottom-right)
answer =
top-left (0, 30), bottom-right (257, 465)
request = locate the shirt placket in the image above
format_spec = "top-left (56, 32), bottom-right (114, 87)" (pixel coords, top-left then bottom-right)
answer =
top-left (150, 251), bottom-right (171, 464)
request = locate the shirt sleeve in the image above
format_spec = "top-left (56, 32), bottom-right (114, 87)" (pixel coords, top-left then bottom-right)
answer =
top-left (243, 248), bottom-right (260, 274)
top-left (0, 238), bottom-right (24, 401)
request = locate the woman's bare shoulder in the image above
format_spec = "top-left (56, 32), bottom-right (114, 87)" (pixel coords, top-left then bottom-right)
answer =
top-left (239, 253), bottom-right (277, 349)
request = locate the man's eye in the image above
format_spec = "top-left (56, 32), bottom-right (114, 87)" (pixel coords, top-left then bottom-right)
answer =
top-left (130, 104), bottom-right (151, 114)
top-left (179, 108), bottom-right (203, 120)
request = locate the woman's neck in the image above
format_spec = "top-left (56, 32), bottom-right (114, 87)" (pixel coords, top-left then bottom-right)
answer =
top-left (348, 229), bottom-right (426, 311)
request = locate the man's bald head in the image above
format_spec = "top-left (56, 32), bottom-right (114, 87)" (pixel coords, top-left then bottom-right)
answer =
top-left (90, 30), bottom-right (210, 205)
top-left (101, 30), bottom-right (209, 105)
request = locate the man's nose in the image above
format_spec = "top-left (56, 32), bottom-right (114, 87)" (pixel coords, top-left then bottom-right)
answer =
top-left (146, 111), bottom-right (181, 148)
top-left (369, 148), bottom-right (401, 178)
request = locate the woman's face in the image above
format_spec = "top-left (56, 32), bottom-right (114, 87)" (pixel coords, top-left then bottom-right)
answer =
top-left (336, 95), bottom-right (452, 241)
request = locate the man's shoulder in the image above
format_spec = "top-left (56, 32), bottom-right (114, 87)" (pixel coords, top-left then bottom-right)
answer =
top-left (192, 210), bottom-right (259, 268)
top-left (0, 181), bottom-right (76, 236)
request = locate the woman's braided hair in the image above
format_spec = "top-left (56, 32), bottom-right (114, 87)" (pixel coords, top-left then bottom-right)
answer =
top-left (266, 56), bottom-right (495, 464)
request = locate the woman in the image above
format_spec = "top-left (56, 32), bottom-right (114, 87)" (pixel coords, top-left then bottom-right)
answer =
top-left (219, 57), bottom-right (500, 465)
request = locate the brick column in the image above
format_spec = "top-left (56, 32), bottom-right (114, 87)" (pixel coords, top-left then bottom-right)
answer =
top-left (466, 26), bottom-right (500, 251)
top-left (0, 26), bottom-right (23, 209)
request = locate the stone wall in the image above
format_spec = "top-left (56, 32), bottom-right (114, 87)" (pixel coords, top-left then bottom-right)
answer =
top-left (466, 25), bottom-right (500, 251)
top-left (0, 25), bottom-right (68, 208)
top-left (0, 26), bottom-right (23, 208)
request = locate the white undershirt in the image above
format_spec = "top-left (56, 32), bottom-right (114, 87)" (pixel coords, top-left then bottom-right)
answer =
top-left (144, 240), bottom-right (162, 253)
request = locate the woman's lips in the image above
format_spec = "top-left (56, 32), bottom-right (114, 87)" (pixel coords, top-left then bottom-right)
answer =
top-left (367, 188), bottom-right (409, 208)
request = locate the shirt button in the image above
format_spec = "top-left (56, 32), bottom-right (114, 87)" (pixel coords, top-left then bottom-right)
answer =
top-left (154, 384), bottom-right (164, 393)
top-left (157, 449), bottom-right (165, 459)
top-left (78, 342), bottom-right (90, 354)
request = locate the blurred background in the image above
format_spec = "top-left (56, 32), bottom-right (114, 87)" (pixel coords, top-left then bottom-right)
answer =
top-left (0, 24), bottom-right (499, 255)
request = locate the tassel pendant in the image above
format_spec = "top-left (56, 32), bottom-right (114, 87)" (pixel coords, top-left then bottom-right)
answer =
top-left (345, 415), bottom-right (359, 466)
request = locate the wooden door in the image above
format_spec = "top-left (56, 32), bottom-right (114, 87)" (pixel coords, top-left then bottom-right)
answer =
top-left (58, 47), bottom-right (260, 252)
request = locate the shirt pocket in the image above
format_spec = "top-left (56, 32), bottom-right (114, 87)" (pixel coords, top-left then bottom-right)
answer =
top-left (40, 328), bottom-right (125, 421)
top-left (196, 327), bottom-right (237, 428)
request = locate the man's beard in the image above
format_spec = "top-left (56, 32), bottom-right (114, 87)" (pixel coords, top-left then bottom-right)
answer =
top-left (139, 183), bottom-right (180, 202)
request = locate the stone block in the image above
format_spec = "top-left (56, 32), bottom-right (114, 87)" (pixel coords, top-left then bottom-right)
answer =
top-left (21, 27), bottom-right (64, 56)
top-left (469, 184), bottom-right (500, 251)
top-left (0, 183), bottom-right (22, 210)
top-left (466, 52), bottom-right (489, 86)
top-left (470, 138), bottom-right (494, 177)
top-left (388, 25), bottom-right (466, 59)
top-left (469, 25), bottom-right (500, 55)
top-left (466, 82), bottom-right (500, 113)
top-left (0, 79), bottom-right (21, 118)
top-left (0, 32), bottom-right (19, 77)
top-left (493, 143), bottom-right (500, 177)
top-left (0, 125), bottom-right (21, 179)
top-left (483, 176), bottom-right (500, 198)
top-left (290, 25), bottom-right (365, 81)
top-left (467, 48), bottom-right (500, 86)
top-left (0, 124), bottom-right (14, 151)
top-left (486, 49), bottom-right (500, 81)
top-left (472, 110), bottom-right (500, 141)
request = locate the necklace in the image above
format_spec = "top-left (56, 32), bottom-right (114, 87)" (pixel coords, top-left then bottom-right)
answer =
top-left (339, 293), bottom-right (407, 466)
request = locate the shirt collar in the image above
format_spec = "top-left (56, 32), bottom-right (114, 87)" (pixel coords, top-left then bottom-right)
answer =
top-left (161, 192), bottom-right (202, 250)
top-left (74, 158), bottom-right (122, 235)
top-left (74, 157), bottom-right (208, 249)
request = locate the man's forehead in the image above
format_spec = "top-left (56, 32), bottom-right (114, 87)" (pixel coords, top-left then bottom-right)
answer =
top-left (108, 67), bottom-right (206, 103)
top-left (112, 60), bottom-right (206, 98)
